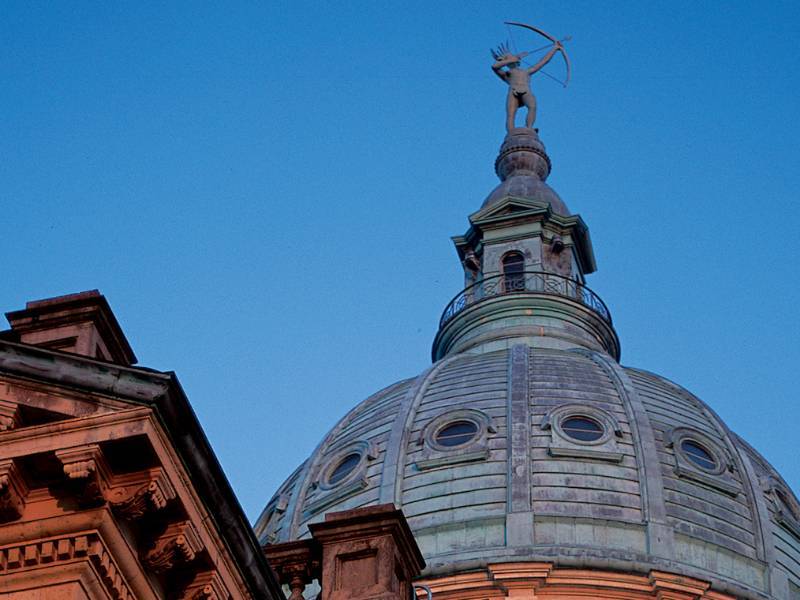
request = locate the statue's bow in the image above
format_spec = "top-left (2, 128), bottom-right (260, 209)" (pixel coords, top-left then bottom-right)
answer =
top-left (505, 21), bottom-right (571, 88)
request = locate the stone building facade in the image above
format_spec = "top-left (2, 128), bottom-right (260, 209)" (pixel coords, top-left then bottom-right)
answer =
top-left (0, 291), bottom-right (283, 599)
top-left (0, 294), bottom-right (424, 599)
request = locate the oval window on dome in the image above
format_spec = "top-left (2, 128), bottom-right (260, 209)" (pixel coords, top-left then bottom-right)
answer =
top-left (680, 440), bottom-right (717, 471)
top-left (561, 416), bottom-right (604, 442)
top-left (435, 420), bottom-right (479, 447)
top-left (327, 453), bottom-right (361, 485)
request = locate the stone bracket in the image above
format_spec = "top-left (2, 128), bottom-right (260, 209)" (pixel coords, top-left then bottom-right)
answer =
top-left (0, 459), bottom-right (28, 522)
top-left (142, 520), bottom-right (204, 574)
top-left (0, 399), bottom-right (20, 432)
top-left (181, 570), bottom-right (230, 600)
top-left (55, 444), bottom-right (112, 507)
top-left (107, 468), bottom-right (177, 520)
top-left (649, 570), bottom-right (711, 599)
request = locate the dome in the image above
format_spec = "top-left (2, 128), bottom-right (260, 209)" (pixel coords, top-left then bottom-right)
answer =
top-left (257, 127), bottom-right (800, 600)
top-left (256, 347), bottom-right (800, 599)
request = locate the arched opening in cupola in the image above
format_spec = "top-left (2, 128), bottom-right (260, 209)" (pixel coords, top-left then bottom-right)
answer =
top-left (502, 251), bottom-right (525, 292)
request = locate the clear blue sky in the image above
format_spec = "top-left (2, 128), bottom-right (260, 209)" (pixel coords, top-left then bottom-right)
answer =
top-left (2, 2), bottom-right (799, 521)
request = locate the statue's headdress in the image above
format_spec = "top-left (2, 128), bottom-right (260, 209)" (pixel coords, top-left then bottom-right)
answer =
top-left (490, 41), bottom-right (513, 61)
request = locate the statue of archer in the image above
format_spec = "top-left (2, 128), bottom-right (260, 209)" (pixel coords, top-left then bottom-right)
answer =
top-left (491, 40), bottom-right (563, 132)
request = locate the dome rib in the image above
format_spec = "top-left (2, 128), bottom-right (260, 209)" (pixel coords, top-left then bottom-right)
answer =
top-left (629, 368), bottom-right (770, 564)
top-left (261, 349), bottom-right (800, 599)
top-left (734, 430), bottom-right (799, 598)
top-left (739, 450), bottom-right (782, 587)
top-left (506, 345), bottom-right (532, 545)
top-left (579, 350), bottom-right (675, 558)
top-left (285, 378), bottom-right (412, 539)
top-left (378, 355), bottom-right (462, 506)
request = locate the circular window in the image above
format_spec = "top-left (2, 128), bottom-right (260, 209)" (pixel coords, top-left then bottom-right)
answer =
top-left (435, 421), bottom-right (479, 447)
top-left (327, 453), bottom-right (361, 485)
top-left (561, 416), bottom-right (604, 442)
top-left (680, 440), bottom-right (717, 471)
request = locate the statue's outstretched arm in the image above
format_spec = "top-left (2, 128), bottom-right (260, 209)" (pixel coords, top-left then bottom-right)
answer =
top-left (527, 45), bottom-right (560, 75)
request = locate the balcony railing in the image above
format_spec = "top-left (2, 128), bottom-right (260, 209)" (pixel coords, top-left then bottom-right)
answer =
top-left (439, 271), bottom-right (612, 328)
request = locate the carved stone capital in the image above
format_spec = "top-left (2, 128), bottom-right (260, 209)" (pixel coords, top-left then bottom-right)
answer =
top-left (0, 459), bottom-right (28, 522)
top-left (181, 570), bottom-right (229, 600)
top-left (0, 400), bottom-right (20, 432)
top-left (55, 444), bottom-right (111, 507)
top-left (142, 521), bottom-right (204, 574)
top-left (263, 539), bottom-right (320, 600)
top-left (107, 468), bottom-right (176, 520)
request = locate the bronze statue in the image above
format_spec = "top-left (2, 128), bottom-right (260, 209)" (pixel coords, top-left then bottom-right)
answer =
top-left (492, 22), bottom-right (571, 132)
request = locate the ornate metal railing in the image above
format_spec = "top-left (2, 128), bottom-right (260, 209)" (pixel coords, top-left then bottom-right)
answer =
top-left (439, 271), bottom-right (612, 328)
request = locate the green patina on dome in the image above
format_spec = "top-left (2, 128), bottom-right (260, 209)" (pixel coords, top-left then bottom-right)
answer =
top-left (257, 130), bottom-right (800, 600)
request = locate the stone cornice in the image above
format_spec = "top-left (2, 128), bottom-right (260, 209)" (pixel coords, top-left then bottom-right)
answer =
top-left (416, 563), bottom-right (738, 600)
top-left (0, 339), bottom-right (170, 403)
top-left (470, 198), bottom-right (582, 228)
top-left (0, 339), bottom-right (283, 599)
top-left (0, 509), bottom-right (159, 598)
top-left (0, 408), bottom-right (153, 459)
top-left (0, 531), bottom-right (138, 600)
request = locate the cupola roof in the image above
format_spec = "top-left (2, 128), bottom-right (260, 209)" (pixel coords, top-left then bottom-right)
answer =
top-left (482, 128), bottom-right (568, 215)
